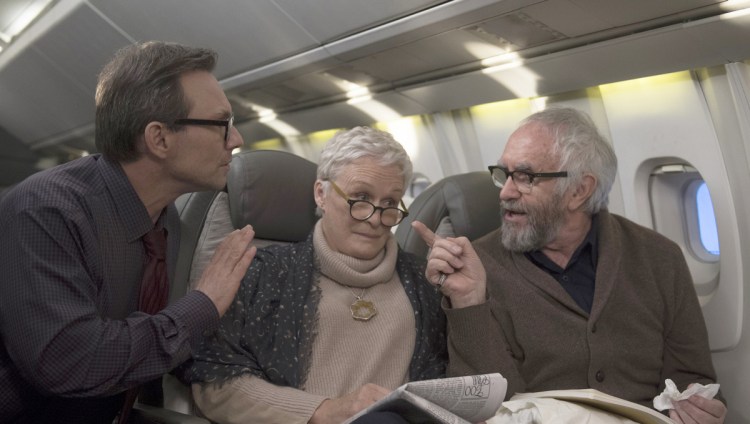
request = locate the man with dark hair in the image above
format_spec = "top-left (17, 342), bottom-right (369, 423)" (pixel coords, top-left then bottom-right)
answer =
top-left (415, 107), bottom-right (726, 423)
top-left (0, 41), bottom-right (256, 423)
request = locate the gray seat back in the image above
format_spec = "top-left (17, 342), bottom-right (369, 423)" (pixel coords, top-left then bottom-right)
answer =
top-left (171, 191), bottom-right (221, 304)
top-left (395, 171), bottom-right (502, 258)
top-left (161, 150), bottom-right (318, 418)
top-left (186, 150), bottom-right (318, 290)
top-left (227, 149), bottom-right (318, 242)
top-left (172, 149), bottom-right (318, 297)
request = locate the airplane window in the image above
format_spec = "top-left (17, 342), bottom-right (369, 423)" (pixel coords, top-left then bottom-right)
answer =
top-left (650, 165), bottom-right (718, 263)
top-left (683, 178), bottom-right (720, 262)
top-left (408, 173), bottom-right (431, 199)
top-left (696, 182), bottom-right (720, 255)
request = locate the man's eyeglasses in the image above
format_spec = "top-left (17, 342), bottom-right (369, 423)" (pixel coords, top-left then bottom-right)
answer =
top-left (488, 165), bottom-right (568, 194)
top-left (328, 180), bottom-right (409, 227)
top-left (173, 115), bottom-right (234, 143)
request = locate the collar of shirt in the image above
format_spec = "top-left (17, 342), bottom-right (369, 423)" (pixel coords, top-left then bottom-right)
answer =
top-left (96, 155), bottom-right (165, 242)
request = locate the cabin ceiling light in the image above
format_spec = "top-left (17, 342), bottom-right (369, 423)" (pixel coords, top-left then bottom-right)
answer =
top-left (262, 119), bottom-right (300, 137)
top-left (346, 94), bottom-right (372, 105)
top-left (245, 103), bottom-right (277, 123)
top-left (347, 97), bottom-right (401, 123)
top-left (0, 32), bottom-right (9, 53)
top-left (242, 101), bottom-right (300, 136)
top-left (333, 71), bottom-right (401, 122)
top-left (482, 60), bottom-right (523, 74)
top-left (322, 72), bottom-right (372, 100)
top-left (721, 0), bottom-right (750, 10)
top-left (345, 85), bottom-right (370, 99)
top-left (1, 0), bottom-right (55, 41)
top-left (480, 52), bottom-right (519, 67)
top-left (480, 52), bottom-right (524, 74)
top-left (257, 110), bottom-right (277, 123)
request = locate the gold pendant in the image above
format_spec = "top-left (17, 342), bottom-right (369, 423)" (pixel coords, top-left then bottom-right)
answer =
top-left (350, 298), bottom-right (377, 321)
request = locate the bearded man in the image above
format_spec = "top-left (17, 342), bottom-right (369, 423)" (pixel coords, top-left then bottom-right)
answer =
top-left (413, 107), bottom-right (726, 424)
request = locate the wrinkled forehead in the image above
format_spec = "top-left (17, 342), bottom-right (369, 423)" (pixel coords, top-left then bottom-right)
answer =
top-left (500, 123), bottom-right (559, 171)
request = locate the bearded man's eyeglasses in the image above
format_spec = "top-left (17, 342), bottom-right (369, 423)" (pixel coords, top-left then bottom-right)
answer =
top-left (488, 165), bottom-right (568, 194)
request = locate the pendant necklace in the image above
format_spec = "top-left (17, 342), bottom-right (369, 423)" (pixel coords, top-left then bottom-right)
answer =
top-left (347, 286), bottom-right (377, 321)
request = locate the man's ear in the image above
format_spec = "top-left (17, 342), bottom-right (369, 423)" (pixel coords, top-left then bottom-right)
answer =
top-left (143, 121), bottom-right (170, 159)
top-left (568, 174), bottom-right (596, 211)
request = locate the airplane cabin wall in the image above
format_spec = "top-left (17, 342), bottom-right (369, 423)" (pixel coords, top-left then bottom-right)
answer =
top-left (697, 60), bottom-right (750, 423)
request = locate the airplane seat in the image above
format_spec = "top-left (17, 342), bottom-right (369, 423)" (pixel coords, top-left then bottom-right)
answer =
top-left (185, 149), bottom-right (319, 290)
top-left (395, 171), bottom-right (501, 258)
top-left (133, 150), bottom-right (319, 423)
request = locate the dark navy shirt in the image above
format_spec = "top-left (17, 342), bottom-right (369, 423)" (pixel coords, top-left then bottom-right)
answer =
top-left (0, 155), bottom-right (218, 423)
top-left (525, 215), bottom-right (599, 314)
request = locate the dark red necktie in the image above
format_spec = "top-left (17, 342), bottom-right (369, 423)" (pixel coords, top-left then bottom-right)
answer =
top-left (118, 227), bottom-right (169, 423)
top-left (138, 227), bottom-right (169, 314)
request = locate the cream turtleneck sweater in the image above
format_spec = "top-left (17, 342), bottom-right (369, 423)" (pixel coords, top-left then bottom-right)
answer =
top-left (305, 221), bottom-right (415, 395)
top-left (193, 222), bottom-right (416, 424)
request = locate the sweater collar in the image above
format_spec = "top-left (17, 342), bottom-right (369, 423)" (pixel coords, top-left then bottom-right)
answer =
top-left (313, 221), bottom-right (398, 289)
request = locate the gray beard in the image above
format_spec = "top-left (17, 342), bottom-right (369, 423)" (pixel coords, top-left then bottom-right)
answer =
top-left (500, 194), bottom-right (566, 252)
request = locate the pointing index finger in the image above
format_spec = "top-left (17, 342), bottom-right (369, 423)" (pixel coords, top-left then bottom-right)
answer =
top-left (412, 220), bottom-right (439, 248)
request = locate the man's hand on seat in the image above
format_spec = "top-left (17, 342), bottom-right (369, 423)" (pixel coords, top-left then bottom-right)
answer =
top-left (195, 225), bottom-right (256, 316)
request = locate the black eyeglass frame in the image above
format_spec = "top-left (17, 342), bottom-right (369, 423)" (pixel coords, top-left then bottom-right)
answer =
top-left (327, 180), bottom-right (409, 227)
top-left (487, 165), bottom-right (568, 192)
top-left (173, 115), bottom-right (234, 142)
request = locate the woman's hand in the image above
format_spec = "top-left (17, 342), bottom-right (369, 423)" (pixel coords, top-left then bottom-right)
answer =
top-left (310, 383), bottom-right (391, 424)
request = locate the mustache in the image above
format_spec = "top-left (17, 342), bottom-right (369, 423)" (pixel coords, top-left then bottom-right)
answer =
top-left (500, 200), bottom-right (528, 214)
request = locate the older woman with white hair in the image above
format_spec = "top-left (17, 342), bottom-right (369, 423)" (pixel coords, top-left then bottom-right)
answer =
top-left (184, 127), bottom-right (447, 424)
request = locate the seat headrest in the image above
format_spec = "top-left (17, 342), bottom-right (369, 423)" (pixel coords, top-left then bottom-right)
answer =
top-left (395, 171), bottom-right (501, 258)
top-left (226, 150), bottom-right (318, 242)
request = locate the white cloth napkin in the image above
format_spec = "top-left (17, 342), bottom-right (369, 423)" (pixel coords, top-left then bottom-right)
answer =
top-left (653, 379), bottom-right (720, 411)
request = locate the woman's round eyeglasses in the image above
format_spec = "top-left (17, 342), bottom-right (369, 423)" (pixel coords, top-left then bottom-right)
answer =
top-left (328, 180), bottom-right (409, 227)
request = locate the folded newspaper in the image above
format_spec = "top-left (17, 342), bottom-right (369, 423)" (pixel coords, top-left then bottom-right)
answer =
top-left (343, 373), bottom-right (507, 424)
